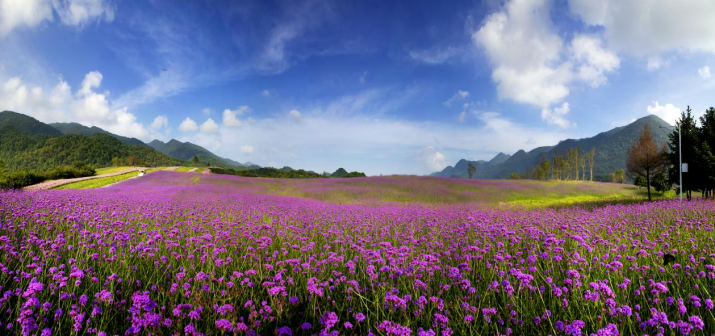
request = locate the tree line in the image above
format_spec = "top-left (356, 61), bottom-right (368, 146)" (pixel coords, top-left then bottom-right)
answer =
top-left (514, 147), bottom-right (597, 181)
top-left (626, 106), bottom-right (715, 200)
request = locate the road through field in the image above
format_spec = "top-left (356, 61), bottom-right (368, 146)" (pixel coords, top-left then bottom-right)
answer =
top-left (23, 167), bottom-right (146, 190)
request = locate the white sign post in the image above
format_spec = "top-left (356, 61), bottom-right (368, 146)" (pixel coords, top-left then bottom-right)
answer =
top-left (682, 163), bottom-right (688, 173)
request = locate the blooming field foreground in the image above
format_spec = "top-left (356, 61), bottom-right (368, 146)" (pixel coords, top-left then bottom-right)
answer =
top-left (0, 172), bottom-right (714, 335)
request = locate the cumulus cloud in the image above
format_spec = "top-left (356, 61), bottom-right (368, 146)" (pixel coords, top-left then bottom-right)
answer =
top-left (568, 0), bottom-right (715, 56)
top-left (0, 0), bottom-right (113, 36)
top-left (288, 109), bottom-right (301, 118)
top-left (443, 90), bottom-right (469, 107)
top-left (200, 118), bottom-right (219, 133)
top-left (698, 66), bottom-right (711, 79)
top-left (0, 71), bottom-right (154, 140)
top-left (541, 102), bottom-right (574, 129)
top-left (240, 145), bottom-right (254, 154)
top-left (0, 0), bottom-right (53, 36)
top-left (647, 101), bottom-right (681, 125)
top-left (222, 106), bottom-right (251, 127)
top-left (569, 35), bottom-right (620, 88)
top-left (150, 115), bottom-right (168, 129)
top-left (473, 0), bottom-right (619, 127)
top-left (261, 90), bottom-right (270, 97)
top-left (419, 146), bottom-right (448, 171)
top-left (178, 117), bottom-right (198, 132)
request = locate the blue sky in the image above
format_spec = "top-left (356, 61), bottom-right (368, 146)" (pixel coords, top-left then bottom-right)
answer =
top-left (1, 0), bottom-right (715, 175)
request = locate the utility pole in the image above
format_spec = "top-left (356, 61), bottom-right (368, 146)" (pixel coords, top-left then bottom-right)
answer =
top-left (661, 125), bottom-right (683, 201)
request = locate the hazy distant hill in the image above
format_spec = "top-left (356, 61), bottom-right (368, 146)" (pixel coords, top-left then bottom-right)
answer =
top-left (0, 111), bottom-right (182, 171)
top-left (50, 122), bottom-right (147, 147)
top-left (147, 139), bottom-right (254, 168)
top-left (432, 115), bottom-right (672, 181)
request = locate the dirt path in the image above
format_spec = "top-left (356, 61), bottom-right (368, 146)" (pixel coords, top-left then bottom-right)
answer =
top-left (201, 168), bottom-right (210, 175)
top-left (23, 167), bottom-right (146, 191)
top-left (164, 166), bottom-right (179, 171)
top-left (188, 168), bottom-right (198, 172)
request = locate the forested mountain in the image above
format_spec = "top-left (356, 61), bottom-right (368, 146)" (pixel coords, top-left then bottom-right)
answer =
top-left (50, 122), bottom-right (147, 147)
top-left (433, 115), bottom-right (671, 181)
top-left (0, 111), bottom-right (182, 172)
top-left (0, 111), bottom-right (62, 137)
top-left (147, 139), bottom-right (255, 168)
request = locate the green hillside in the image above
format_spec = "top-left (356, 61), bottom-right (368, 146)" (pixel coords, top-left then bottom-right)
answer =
top-left (433, 115), bottom-right (672, 180)
top-left (51, 122), bottom-right (147, 146)
top-left (148, 139), bottom-right (248, 168)
top-left (0, 111), bottom-right (183, 173)
top-left (0, 111), bottom-right (62, 137)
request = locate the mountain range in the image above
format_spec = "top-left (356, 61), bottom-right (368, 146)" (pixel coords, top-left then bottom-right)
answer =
top-left (432, 115), bottom-right (672, 181)
top-left (0, 111), bottom-right (256, 172)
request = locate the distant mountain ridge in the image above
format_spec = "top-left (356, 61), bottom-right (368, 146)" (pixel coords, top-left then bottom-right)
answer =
top-left (0, 111), bottom-right (182, 171)
top-left (432, 115), bottom-right (672, 180)
top-left (50, 122), bottom-right (147, 147)
top-left (147, 139), bottom-right (256, 168)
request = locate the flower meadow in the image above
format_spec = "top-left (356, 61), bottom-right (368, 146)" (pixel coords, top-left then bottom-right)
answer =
top-left (0, 172), bottom-right (714, 336)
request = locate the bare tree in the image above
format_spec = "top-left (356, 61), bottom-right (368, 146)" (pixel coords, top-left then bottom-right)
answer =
top-left (627, 124), bottom-right (667, 201)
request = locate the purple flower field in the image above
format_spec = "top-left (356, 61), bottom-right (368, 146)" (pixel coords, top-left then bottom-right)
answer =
top-left (1, 171), bottom-right (714, 335)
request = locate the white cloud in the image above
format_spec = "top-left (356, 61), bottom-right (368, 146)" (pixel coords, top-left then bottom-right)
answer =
top-left (0, 0), bottom-right (53, 36)
top-left (202, 108), bottom-right (212, 116)
top-left (0, 0), bottom-right (113, 36)
top-left (698, 66), bottom-right (711, 79)
top-left (443, 90), bottom-right (469, 107)
top-left (150, 115), bottom-right (168, 129)
top-left (541, 102), bottom-right (574, 128)
top-left (569, 35), bottom-right (620, 88)
top-left (52, 0), bottom-right (114, 27)
top-left (568, 0), bottom-right (715, 56)
top-left (222, 106), bottom-right (251, 127)
top-left (419, 146), bottom-right (448, 171)
top-left (178, 117), bottom-right (198, 132)
top-left (288, 109), bottom-right (301, 118)
top-left (257, 1), bottom-right (331, 74)
top-left (200, 118), bottom-right (219, 133)
top-left (78, 70), bottom-right (102, 96)
top-left (0, 71), bottom-right (154, 140)
top-left (240, 145), bottom-right (254, 154)
top-left (646, 57), bottom-right (669, 71)
top-left (261, 89), bottom-right (270, 97)
top-left (458, 111), bottom-right (467, 122)
top-left (207, 102), bottom-right (567, 175)
top-left (473, 0), bottom-right (619, 127)
top-left (647, 101), bottom-right (681, 125)
top-left (409, 46), bottom-right (462, 65)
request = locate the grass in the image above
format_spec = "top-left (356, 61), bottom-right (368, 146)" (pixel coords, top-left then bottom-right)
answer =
top-left (54, 168), bottom-right (164, 189)
top-left (174, 166), bottom-right (197, 172)
top-left (233, 176), bottom-right (670, 208)
top-left (94, 166), bottom-right (135, 175)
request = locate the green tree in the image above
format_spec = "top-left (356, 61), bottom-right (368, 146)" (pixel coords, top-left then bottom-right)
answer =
top-left (627, 124), bottom-right (667, 201)
top-left (610, 169), bottom-right (625, 184)
top-left (467, 163), bottom-right (476, 179)
top-left (668, 107), bottom-right (699, 199)
top-left (698, 107), bottom-right (715, 198)
top-left (588, 147), bottom-right (595, 182)
top-left (191, 155), bottom-right (200, 165)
